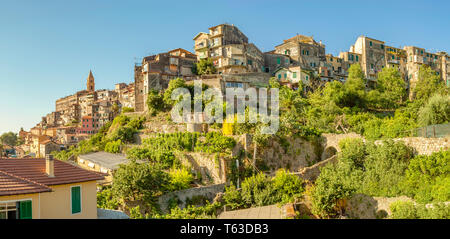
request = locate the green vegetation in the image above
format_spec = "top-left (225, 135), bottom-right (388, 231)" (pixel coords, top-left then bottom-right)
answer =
top-left (223, 169), bottom-right (304, 209)
top-left (390, 201), bottom-right (450, 219)
top-left (192, 58), bottom-right (217, 75)
top-left (402, 150), bottom-right (450, 203)
top-left (0, 132), bottom-right (18, 146)
top-left (122, 107), bottom-right (135, 113)
top-left (52, 114), bottom-right (145, 161)
top-left (310, 137), bottom-right (449, 218)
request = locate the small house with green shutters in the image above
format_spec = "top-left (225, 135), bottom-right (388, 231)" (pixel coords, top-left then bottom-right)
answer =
top-left (0, 155), bottom-right (104, 219)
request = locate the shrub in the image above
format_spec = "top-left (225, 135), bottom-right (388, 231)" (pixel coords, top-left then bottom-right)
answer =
top-left (104, 139), bottom-right (122, 153)
top-left (272, 169), bottom-right (304, 204)
top-left (223, 183), bottom-right (243, 210)
top-left (122, 107), bottom-right (135, 113)
top-left (418, 93), bottom-right (450, 126)
top-left (168, 168), bottom-right (193, 191)
top-left (402, 150), bottom-right (450, 203)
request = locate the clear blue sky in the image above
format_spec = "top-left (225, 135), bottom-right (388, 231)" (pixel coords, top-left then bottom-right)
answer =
top-left (0, 0), bottom-right (449, 134)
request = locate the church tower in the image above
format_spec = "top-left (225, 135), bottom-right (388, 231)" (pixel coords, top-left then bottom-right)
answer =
top-left (87, 70), bottom-right (95, 92)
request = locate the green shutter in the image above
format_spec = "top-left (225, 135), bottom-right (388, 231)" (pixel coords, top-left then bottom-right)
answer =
top-left (293, 72), bottom-right (297, 78)
top-left (71, 186), bottom-right (81, 214)
top-left (19, 200), bottom-right (32, 219)
top-left (277, 57), bottom-right (280, 64)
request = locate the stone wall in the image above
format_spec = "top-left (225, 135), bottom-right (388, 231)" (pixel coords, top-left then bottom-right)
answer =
top-left (158, 183), bottom-right (226, 213)
top-left (384, 137), bottom-right (449, 155)
top-left (177, 152), bottom-right (227, 185)
top-left (322, 133), bottom-right (449, 156)
top-left (258, 136), bottom-right (321, 173)
top-left (293, 155), bottom-right (338, 182)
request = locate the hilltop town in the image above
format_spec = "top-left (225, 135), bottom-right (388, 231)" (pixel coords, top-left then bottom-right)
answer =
top-left (12, 24), bottom-right (450, 158)
top-left (1, 23), bottom-right (449, 220)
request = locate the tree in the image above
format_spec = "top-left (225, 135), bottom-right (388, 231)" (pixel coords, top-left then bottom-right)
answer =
top-left (163, 78), bottom-right (189, 107)
top-left (417, 93), bottom-right (450, 126)
top-left (0, 132), bottom-right (18, 146)
top-left (147, 89), bottom-right (165, 116)
top-left (193, 58), bottom-right (217, 75)
top-left (342, 64), bottom-right (366, 108)
top-left (112, 161), bottom-right (169, 202)
top-left (413, 66), bottom-right (444, 101)
top-left (371, 67), bottom-right (407, 109)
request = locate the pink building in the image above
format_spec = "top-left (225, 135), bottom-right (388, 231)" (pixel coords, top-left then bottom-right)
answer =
top-left (77, 116), bottom-right (99, 135)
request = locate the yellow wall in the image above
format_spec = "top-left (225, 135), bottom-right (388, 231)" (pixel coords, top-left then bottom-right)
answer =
top-left (0, 180), bottom-right (98, 219)
top-left (0, 193), bottom-right (40, 219)
top-left (40, 181), bottom-right (98, 219)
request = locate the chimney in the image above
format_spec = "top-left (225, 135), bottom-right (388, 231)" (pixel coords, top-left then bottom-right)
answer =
top-left (45, 154), bottom-right (55, 177)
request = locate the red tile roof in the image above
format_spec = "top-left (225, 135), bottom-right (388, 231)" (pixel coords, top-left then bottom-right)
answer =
top-left (0, 170), bottom-right (51, 196)
top-left (0, 158), bottom-right (105, 196)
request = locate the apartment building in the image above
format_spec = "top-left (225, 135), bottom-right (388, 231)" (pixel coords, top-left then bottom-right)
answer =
top-left (274, 34), bottom-right (326, 71)
top-left (134, 48), bottom-right (197, 112)
top-left (404, 46), bottom-right (442, 95)
top-left (193, 24), bottom-right (264, 75)
top-left (349, 36), bottom-right (387, 85)
top-left (438, 52), bottom-right (450, 86)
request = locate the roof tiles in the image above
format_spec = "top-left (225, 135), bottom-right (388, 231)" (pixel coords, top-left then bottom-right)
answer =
top-left (0, 158), bottom-right (105, 196)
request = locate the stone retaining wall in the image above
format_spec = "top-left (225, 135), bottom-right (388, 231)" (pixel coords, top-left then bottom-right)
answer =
top-left (158, 183), bottom-right (226, 213)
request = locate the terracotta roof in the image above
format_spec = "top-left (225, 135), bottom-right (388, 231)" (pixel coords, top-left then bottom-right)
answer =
top-left (0, 170), bottom-right (51, 196)
top-left (0, 158), bottom-right (105, 195)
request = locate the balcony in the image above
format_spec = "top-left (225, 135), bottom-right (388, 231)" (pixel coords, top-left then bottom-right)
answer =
top-left (195, 41), bottom-right (208, 50)
top-left (413, 55), bottom-right (424, 64)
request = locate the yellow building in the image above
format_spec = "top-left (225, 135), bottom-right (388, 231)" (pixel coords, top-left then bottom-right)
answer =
top-left (0, 155), bottom-right (104, 219)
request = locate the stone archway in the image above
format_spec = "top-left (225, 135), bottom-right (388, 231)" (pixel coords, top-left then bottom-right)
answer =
top-left (322, 146), bottom-right (337, 161)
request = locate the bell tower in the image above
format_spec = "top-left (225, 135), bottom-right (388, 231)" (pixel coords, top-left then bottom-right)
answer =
top-left (87, 70), bottom-right (95, 92)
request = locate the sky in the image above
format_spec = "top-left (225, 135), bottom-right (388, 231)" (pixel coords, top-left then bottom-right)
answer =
top-left (0, 0), bottom-right (449, 134)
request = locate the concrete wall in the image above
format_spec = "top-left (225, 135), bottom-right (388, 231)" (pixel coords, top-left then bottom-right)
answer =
top-left (158, 183), bottom-right (226, 213)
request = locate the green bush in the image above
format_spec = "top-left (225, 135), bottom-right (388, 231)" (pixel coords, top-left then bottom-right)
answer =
top-left (168, 168), bottom-right (193, 191)
top-left (97, 186), bottom-right (119, 210)
top-left (402, 150), bottom-right (450, 203)
top-left (418, 93), bottom-right (450, 126)
top-left (390, 201), bottom-right (450, 219)
top-left (122, 107), bottom-right (135, 113)
top-left (104, 139), bottom-right (122, 153)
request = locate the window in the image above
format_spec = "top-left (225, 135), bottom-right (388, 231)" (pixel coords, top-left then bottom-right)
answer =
top-left (369, 41), bottom-right (373, 46)
top-left (247, 60), bottom-right (252, 66)
top-left (284, 73), bottom-right (287, 78)
top-left (0, 200), bottom-right (32, 219)
top-left (356, 55), bottom-right (359, 62)
top-left (381, 44), bottom-right (384, 50)
top-left (71, 186), bottom-right (81, 214)
top-left (276, 57), bottom-right (280, 64)
top-left (226, 82), bottom-right (243, 88)
top-left (305, 75), bottom-right (309, 81)
top-left (293, 72), bottom-right (297, 78)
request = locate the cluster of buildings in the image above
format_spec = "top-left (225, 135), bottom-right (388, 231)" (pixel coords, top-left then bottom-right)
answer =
top-left (15, 23), bottom-right (450, 157)
top-left (18, 71), bottom-right (135, 158)
top-left (134, 23), bottom-right (449, 112)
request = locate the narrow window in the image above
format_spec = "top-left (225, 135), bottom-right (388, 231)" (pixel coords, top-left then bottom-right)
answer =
top-left (71, 186), bottom-right (81, 214)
